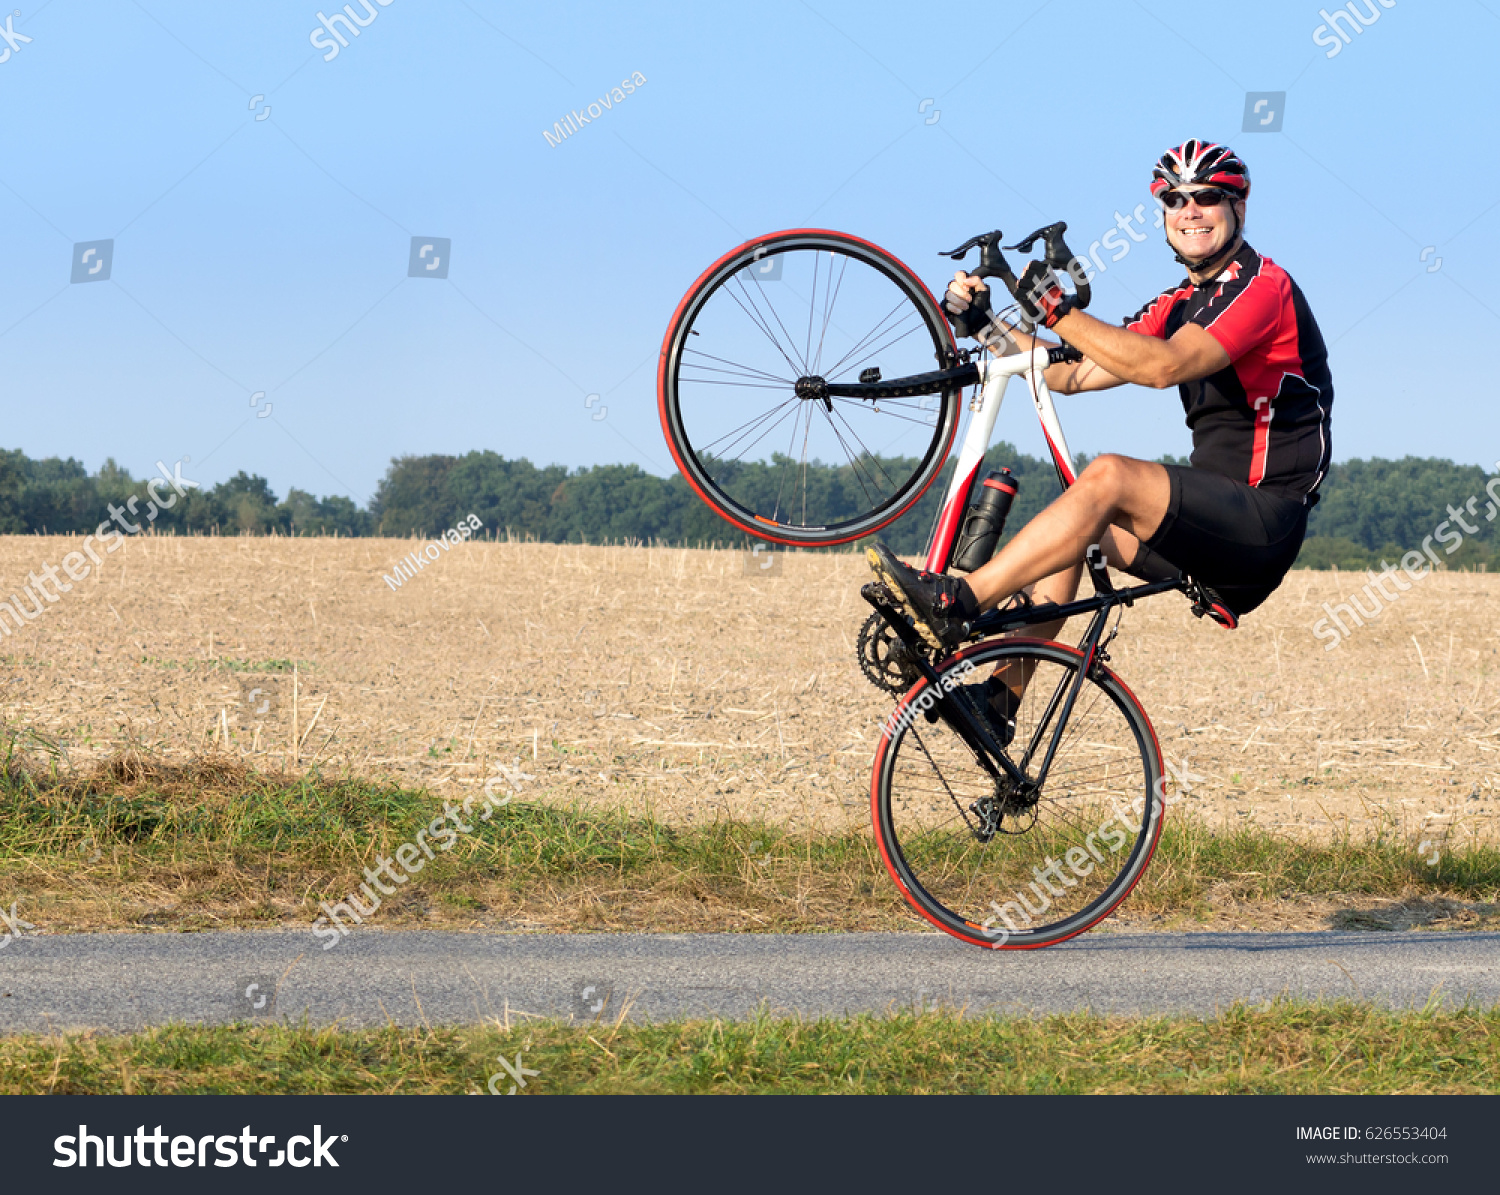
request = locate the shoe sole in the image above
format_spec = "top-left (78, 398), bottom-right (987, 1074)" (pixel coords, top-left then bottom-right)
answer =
top-left (865, 546), bottom-right (947, 652)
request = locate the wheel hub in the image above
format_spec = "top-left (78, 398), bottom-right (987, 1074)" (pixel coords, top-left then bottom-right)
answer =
top-left (794, 375), bottom-right (832, 411)
top-left (970, 779), bottom-right (1040, 841)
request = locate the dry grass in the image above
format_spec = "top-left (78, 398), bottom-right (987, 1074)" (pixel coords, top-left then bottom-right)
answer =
top-left (0, 753), bottom-right (1496, 935)
top-left (0, 535), bottom-right (1496, 846)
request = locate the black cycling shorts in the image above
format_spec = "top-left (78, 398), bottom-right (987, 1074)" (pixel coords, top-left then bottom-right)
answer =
top-left (1122, 465), bottom-right (1309, 617)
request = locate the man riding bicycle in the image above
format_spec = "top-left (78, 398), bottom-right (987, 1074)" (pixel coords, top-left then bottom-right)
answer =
top-left (867, 139), bottom-right (1334, 740)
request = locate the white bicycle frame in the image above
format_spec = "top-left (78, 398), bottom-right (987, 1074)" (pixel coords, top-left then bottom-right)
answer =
top-left (921, 343), bottom-right (1079, 574)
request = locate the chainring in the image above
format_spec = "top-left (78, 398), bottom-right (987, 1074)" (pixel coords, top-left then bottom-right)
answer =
top-left (856, 607), bottom-right (927, 695)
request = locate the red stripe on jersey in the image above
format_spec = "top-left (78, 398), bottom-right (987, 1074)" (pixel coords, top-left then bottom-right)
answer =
top-left (1248, 399), bottom-right (1273, 487)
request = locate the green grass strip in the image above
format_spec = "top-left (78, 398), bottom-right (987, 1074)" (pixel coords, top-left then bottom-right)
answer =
top-left (2, 1003), bottom-right (1497, 1094)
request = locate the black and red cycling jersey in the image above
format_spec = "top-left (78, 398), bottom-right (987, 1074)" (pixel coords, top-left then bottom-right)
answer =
top-left (1124, 241), bottom-right (1333, 505)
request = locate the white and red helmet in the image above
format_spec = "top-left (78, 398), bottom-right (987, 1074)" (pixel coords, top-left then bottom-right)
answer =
top-left (1150, 140), bottom-right (1250, 201)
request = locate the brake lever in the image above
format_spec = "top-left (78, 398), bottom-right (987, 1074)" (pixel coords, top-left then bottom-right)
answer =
top-left (940, 230), bottom-right (1023, 301)
top-left (1004, 221), bottom-right (1092, 310)
top-left (941, 232), bottom-right (999, 260)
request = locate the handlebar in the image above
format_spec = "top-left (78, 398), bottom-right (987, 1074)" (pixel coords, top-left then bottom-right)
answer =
top-left (942, 222), bottom-right (1092, 314)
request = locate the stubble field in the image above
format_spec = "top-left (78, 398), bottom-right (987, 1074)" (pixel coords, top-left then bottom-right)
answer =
top-left (1, 534), bottom-right (1497, 853)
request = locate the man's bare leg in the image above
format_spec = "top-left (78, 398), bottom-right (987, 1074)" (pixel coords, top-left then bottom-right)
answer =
top-left (962, 454), bottom-right (1171, 611)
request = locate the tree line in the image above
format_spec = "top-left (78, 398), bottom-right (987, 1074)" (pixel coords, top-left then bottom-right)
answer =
top-left (2, 446), bottom-right (1495, 571)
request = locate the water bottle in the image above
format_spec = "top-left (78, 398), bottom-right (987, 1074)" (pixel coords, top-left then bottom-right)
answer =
top-left (951, 468), bottom-right (1018, 573)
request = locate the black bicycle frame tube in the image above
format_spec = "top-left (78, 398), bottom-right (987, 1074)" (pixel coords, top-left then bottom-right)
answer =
top-left (825, 362), bottom-right (979, 401)
top-left (968, 576), bottom-right (1186, 639)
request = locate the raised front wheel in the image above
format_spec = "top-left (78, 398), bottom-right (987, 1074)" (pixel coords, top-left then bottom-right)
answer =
top-left (658, 230), bottom-right (963, 547)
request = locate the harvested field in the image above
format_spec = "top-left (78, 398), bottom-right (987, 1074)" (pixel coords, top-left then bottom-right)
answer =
top-left (1, 535), bottom-right (1497, 844)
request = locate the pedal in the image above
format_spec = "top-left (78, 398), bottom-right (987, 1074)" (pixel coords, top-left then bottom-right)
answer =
top-left (860, 581), bottom-right (900, 612)
top-left (1187, 580), bottom-right (1238, 630)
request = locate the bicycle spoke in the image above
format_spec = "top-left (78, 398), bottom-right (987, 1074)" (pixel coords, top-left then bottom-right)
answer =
top-left (725, 279), bottom-right (804, 377)
top-left (697, 398), bottom-right (799, 461)
top-left (680, 349), bottom-right (795, 384)
top-left (824, 405), bottom-right (903, 493)
top-left (743, 273), bottom-right (809, 375)
top-left (813, 252), bottom-right (848, 376)
top-left (828, 316), bottom-right (933, 381)
top-left (770, 402), bottom-right (813, 523)
top-left (678, 377), bottom-right (797, 392)
top-left (821, 298), bottom-right (915, 379)
top-left (717, 406), bottom-right (801, 472)
top-left (804, 248), bottom-right (819, 371)
top-left (829, 397), bottom-right (941, 429)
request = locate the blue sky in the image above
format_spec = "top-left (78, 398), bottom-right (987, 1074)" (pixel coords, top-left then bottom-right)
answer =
top-left (1, 0), bottom-right (1496, 504)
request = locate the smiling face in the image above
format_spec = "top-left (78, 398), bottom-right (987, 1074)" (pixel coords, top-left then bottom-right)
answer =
top-left (1164, 187), bottom-right (1246, 271)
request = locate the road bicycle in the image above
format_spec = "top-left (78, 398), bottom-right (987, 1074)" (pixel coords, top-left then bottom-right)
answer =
top-left (658, 226), bottom-right (1235, 949)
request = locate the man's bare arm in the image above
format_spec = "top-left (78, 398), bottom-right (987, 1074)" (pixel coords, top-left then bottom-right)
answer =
top-left (988, 309), bottom-right (1228, 392)
top-left (1046, 309), bottom-right (1230, 388)
top-left (953, 270), bottom-right (1229, 394)
top-left (983, 322), bottom-right (1130, 394)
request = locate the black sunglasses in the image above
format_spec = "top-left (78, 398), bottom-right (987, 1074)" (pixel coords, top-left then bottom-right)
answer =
top-left (1160, 188), bottom-right (1235, 210)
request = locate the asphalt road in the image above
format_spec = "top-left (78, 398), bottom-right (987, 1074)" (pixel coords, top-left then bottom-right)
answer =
top-left (0, 930), bottom-right (1495, 1032)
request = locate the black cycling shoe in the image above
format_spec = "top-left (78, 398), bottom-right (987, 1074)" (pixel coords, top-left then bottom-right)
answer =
top-left (912, 680), bottom-right (1020, 755)
top-left (865, 543), bottom-right (979, 652)
top-left (962, 681), bottom-right (1017, 749)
